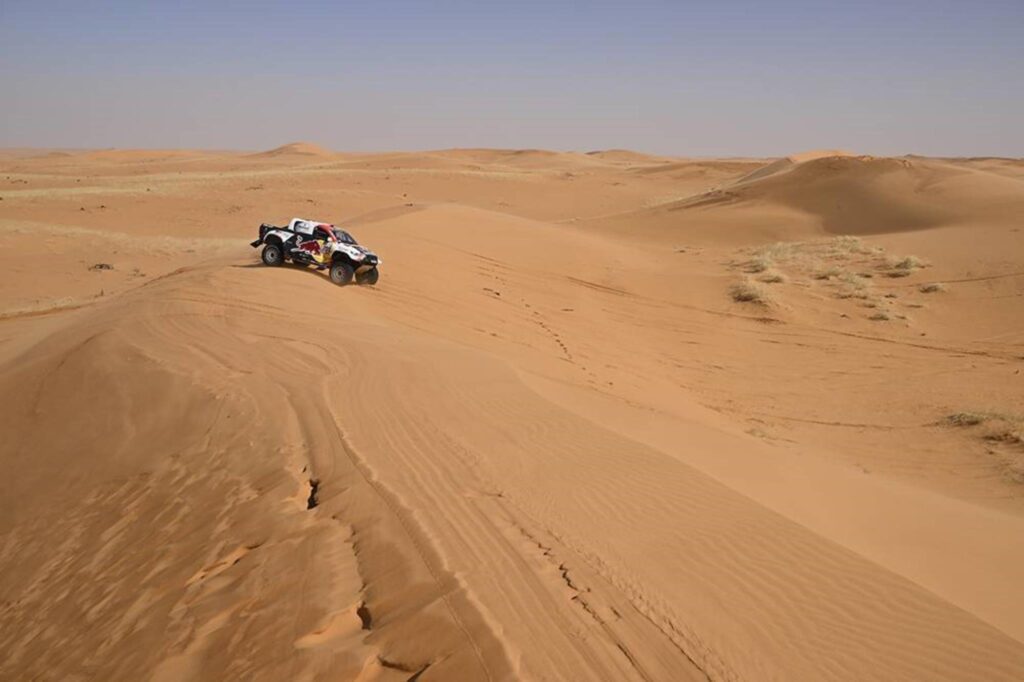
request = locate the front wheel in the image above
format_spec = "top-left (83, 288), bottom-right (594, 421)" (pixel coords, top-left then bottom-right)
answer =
top-left (261, 243), bottom-right (283, 266)
top-left (329, 262), bottom-right (355, 286)
top-left (356, 268), bottom-right (379, 286)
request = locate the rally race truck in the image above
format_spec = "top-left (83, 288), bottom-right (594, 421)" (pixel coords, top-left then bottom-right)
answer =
top-left (251, 218), bottom-right (381, 286)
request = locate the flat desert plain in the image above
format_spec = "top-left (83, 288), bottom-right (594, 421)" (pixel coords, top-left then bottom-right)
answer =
top-left (1, 144), bottom-right (1023, 681)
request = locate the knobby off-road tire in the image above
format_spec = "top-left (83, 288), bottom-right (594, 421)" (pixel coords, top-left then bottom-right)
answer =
top-left (330, 262), bottom-right (355, 286)
top-left (356, 267), bottom-right (379, 286)
top-left (261, 243), bottom-right (284, 266)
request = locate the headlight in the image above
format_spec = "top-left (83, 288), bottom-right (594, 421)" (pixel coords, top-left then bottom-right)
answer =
top-left (350, 251), bottom-right (365, 261)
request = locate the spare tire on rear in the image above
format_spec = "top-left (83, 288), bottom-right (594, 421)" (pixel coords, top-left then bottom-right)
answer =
top-left (330, 262), bottom-right (355, 286)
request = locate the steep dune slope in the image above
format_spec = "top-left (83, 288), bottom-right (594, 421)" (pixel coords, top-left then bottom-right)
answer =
top-left (4, 201), bottom-right (1024, 679)
top-left (0, 268), bottom-right (513, 681)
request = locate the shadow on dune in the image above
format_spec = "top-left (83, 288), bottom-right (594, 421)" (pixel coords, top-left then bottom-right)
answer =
top-left (230, 262), bottom-right (380, 290)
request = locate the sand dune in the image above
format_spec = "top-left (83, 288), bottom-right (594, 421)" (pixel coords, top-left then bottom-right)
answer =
top-left (253, 142), bottom-right (336, 158)
top-left (1, 147), bottom-right (1023, 680)
top-left (724, 154), bottom-right (1024, 233)
top-left (590, 151), bottom-right (1024, 243)
top-left (731, 149), bottom-right (855, 184)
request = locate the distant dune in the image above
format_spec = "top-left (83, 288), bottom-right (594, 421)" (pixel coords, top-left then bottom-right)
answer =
top-left (731, 149), bottom-right (855, 185)
top-left (74, 148), bottom-right (217, 164)
top-left (725, 153), bottom-right (1024, 233)
top-left (585, 149), bottom-right (674, 164)
top-left (597, 151), bottom-right (1024, 238)
top-left (786, 148), bottom-right (855, 164)
top-left (252, 141), bottom-right (334, 157)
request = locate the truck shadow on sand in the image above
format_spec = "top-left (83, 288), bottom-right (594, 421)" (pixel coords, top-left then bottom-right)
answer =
top-left (230, 262), bottom-right (379, 289)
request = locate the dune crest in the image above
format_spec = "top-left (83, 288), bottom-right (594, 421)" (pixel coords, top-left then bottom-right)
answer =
top-left (786, 148), bottom-right (856, 163)
top-left (253, 141), bottom-right (334, 157)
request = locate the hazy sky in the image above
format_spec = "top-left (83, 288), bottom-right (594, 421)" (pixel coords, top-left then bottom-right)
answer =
top-left (2, 1), bottom-right (1022, 156)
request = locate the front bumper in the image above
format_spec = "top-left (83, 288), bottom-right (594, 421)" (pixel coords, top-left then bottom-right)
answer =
top-left (355, 258), bottom-right (380, 273)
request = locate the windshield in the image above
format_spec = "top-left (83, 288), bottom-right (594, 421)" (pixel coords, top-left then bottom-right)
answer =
top-left (331, 228), bottom-right (357, 244)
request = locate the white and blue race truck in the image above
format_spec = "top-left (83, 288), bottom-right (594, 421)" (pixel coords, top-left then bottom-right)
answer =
top-left (251, 218), bottom-right (381, 286)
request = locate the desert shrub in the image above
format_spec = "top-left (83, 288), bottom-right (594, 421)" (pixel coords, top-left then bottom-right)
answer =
top-left (878, 254), bottom-right (928, 278)
top-left (833, 235), bottom-right (862, 249)
top-left (946, 412), bottom-right (1024, 444)
top-left (884, 255), bottom-right (927, 271)
top-left (838, 271), bottom-right (868, 287)
top-left (868, 311), bottom-right (890, 321)
top-left (946, 413), bottom-right (1024, 482)
top-left (813, 266), bottom-right (842, 280)
top-left (828, 235), bottom-right (873, 255)
top-left (730, 280), bottom-right (768, 304)
top-left (919, 282), bottom-right (947, 293)
top-left (746, 255), bottom-right (773, 273)
top-left (947, 412), bottom-right (989, 426)
top-left (753, 242), bottom-right (798, 261)
top-left (759, 271), bottom-right (787, 284)
top-left (945, 411), bottom-right (1022, 428)
top-left (894, 255), bottom-right (927, 270)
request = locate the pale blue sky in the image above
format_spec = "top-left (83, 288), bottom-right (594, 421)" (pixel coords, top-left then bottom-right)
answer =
top-left (2, 1), bottom-right (1022, 156)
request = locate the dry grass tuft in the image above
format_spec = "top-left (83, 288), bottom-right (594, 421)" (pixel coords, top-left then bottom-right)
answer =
top-left (838, 271), bottom-right (867, 287)
top-left (947, 412), bottom-right (990, 427)
top-left (753, 242), bottom-right (798, 261)
top-left (946, 410), bottom-right (1024, 451)
top-left (730, 279), bottom-right (769, 304)
top-left (945, 411), bottom-right (1023, 437)
top-left (827, 235), bottom-right (878, 256)
top-left (892, 255), bottom-right (927, 270)
top-left (877, 254), bottom-right (929, 278)
top-left (746, 255), bottom-right (773, 273)
top-left (919, 282), bottom-right (947, 293)
top-left (732, 241), bottom-right (939, 324)
top-left (813, 266), bottom-right (842, 280)
top-left (945, 412), bottom-right (1024, 482)
top-left (758, 270), bottom-right (787, 284)
top-left (832, 235), bottom-right (864, 251)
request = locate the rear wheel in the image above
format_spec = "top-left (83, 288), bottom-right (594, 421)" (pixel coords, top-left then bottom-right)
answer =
top-left (261, 243), bottom-right (283, 266)
top-left (329, 262), bottom-right (355, 286)
top-left (356, 268), bottom-right (379, 286)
